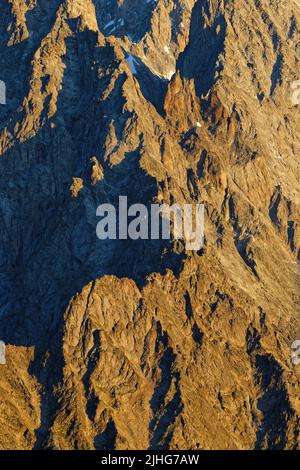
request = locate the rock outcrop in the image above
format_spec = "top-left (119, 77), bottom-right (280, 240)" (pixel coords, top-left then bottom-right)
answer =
top-left (0, 0), bottom-right (299, 450)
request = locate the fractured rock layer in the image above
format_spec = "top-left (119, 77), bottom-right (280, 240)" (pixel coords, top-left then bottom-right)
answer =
top-left (0, 0), bottom-right (299, 450)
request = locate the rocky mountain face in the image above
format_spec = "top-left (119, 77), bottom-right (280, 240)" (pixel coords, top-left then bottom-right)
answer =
top-left (0, 0), bottom-right (299, 450)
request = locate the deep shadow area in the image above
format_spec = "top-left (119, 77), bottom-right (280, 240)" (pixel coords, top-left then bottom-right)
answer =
top-left (270, 53), bottom-right (283, 96)
top-left (177, 0), bottom-right (226, 98)
top-left (149, 322), bottom-right (183, 450)
top-left (94, 0), bottom-right (156, 43)
top-left (94, 420), bottom-right (117, 450)
top-left (254, 354), bottom-right (294, 450)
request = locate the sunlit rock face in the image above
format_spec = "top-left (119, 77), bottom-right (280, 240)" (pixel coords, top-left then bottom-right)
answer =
top-left (0, 0), bottom-right (299, 450)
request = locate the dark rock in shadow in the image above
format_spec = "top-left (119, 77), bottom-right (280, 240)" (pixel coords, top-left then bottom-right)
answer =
top-left (177, 0), bottom-right (226, 98)
top-left (149, 322), bottom-right (183, 450)
top-left (94, 419), bottom-right (117, 451)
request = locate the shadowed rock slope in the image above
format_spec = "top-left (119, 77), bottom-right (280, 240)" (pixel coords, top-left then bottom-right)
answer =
top-left (0, 0), bottom-right (299, 450)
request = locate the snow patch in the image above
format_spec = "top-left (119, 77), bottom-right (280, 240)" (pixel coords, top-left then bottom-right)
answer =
top-left (126, 55), bottom-right (139, 75)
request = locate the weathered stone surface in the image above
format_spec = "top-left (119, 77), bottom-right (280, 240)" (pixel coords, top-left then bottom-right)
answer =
top-left (0, 0), bottom-right (299, 450)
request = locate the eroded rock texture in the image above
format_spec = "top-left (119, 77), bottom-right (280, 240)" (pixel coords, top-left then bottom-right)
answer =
top-left (0, 0), bottom-right (299, 450)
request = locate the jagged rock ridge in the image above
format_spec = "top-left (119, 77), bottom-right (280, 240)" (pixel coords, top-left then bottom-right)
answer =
top-left (0, 0), bottom-right (299, 450)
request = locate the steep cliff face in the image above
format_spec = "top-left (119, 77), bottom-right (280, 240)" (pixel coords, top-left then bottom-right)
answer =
top-left (0, 0), bottom-right (299, 450)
